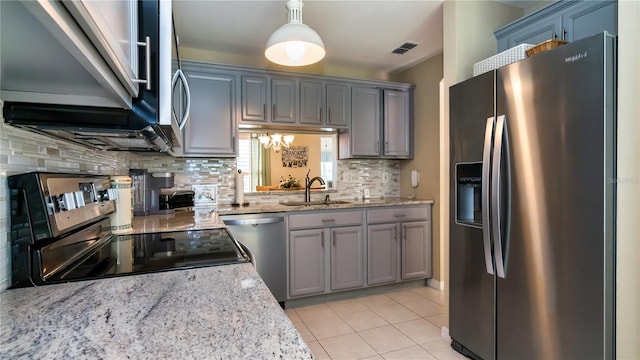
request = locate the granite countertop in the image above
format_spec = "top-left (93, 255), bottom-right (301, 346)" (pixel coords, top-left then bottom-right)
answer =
top-left (0, 264), bottom-right (313, 359)
top-left (126, 198), bottom-right (434, 234)
top-left (129, 208), bottom-right (225, 234)
top-left (217, 197), bottom-right (435, 216)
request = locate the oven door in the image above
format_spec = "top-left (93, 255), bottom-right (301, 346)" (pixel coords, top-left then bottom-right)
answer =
top-left (33, 220), bottom-right (117, 285)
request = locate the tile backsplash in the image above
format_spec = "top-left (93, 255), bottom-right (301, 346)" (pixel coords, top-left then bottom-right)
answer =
top-left (0, 123), bottom-right (134, 290)
top-left (1, 121), bottom-right (400, 291)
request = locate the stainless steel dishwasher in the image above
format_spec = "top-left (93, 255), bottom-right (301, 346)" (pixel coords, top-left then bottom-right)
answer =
top-left (221, 213), bottom-right (286, 303)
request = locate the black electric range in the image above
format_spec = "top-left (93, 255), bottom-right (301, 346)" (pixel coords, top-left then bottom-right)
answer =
top-left (8, 172), bottom-right (250, 288)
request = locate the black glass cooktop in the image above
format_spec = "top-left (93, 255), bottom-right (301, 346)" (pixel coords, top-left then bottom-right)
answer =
top-left (49, 228), bottom-right (250, 283)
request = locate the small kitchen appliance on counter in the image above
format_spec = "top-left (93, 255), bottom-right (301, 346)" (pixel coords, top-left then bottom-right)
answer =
top-left (130, 169), bottom-right (180, 216)
top-left (8, 172), bottom-right (250, 288)
top-left (159, 189), bottom-right (194, 210)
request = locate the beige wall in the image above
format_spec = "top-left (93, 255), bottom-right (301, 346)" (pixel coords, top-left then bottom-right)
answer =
top-left (268, 134), bottom-right (322, 187)
top-left (180, 47), bottom-right (391, 81)
top-left (391, 54), bottom-right (444, 281)
top-left (442, 0), bottom-right (522, 296)
top-left (616, 1), bottom-right (640, 358)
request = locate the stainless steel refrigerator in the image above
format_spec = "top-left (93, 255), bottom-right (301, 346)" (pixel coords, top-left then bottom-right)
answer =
top-left (449, 32), bottom-right (615, 360)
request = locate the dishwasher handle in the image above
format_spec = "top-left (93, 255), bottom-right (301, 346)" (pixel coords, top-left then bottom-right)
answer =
top-left (222, 217), bottom-right (285, 226)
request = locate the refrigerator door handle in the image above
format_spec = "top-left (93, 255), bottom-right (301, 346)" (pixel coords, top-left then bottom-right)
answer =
top-left (482, 116), bottom-right (495, 275)
top-left (492, 114), bottom-right (507, 278)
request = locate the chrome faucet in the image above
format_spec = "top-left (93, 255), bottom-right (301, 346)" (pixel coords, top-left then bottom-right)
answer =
top-left (305, 169), bottom-right (325, 203)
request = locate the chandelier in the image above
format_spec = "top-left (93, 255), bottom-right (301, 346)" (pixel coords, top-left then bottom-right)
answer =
top-left (258, 133), bottom-right (295, 153)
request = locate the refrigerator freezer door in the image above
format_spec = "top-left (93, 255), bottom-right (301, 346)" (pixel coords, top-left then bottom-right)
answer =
top-left (495, 33), bottom-right (615, 359)
top-left (449, 71), bottom-right (496, 360)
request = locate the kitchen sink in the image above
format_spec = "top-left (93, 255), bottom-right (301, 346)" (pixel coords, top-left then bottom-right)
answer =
top-left (280, 200), bottom-right (351, 206)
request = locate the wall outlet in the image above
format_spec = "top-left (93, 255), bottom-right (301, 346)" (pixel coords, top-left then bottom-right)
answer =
top-left (363, 189), bottom-right (370, 199)
top-left (382, 172), bottom-right (389, 183)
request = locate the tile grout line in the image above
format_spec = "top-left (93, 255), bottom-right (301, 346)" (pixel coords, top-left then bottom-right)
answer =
top-left (288, 288), bottom-right (451, 360)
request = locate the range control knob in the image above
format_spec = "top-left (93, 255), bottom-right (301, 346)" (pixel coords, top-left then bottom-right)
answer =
top-left (57, 192), bottom-right (76, 211)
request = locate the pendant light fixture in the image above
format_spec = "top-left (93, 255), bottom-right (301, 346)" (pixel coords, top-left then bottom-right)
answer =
top-left (265, 0), bottom-right (325, 66)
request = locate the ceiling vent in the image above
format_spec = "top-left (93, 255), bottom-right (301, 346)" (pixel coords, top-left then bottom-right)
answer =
top-left (392, 42), bottom-right (418, 55)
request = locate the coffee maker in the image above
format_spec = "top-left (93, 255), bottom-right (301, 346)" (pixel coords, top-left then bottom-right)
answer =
top-left (130, 169), bottom-right (175, 216)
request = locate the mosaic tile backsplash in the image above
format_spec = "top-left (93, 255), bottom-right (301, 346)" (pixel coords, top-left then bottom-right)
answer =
top-left (1, 121), bottom-right (399, 291)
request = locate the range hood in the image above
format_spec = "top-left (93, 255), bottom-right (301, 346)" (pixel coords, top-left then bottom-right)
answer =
top-left (3, 102), bottom-right (173, 152)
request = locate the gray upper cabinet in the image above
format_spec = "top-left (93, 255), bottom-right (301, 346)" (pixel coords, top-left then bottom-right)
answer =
top-left (351, 86), bottom-right (382, 157)
top-left (340, 87), bottom-right (413, 159)
top-left (241, 75), bottom-right (268, 122)
top-left (300, 80), bottom-right (324, 125)
top-left (562, 1), bottom-right (617, 41)
top-left (384, 90), bottom-right (412, 158)
top-left (240, 75), bottom-right (297, 124)
top-left (271, 78), bottom-right (298, 124)
top-left (495, 0), bottom-right (617, 52)
top-left (326, 83), bottom-right (350, 127)
top-left (182, 68), bottom-right (236, 156)
top-left (499, 16), bottom-right (562, 49)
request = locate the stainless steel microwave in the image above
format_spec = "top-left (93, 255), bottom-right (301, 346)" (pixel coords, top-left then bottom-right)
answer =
top-left (1, 0), bottom-right (189, 152)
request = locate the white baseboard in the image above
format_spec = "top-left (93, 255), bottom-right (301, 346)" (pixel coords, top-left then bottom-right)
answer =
top-left (427, 278), bottom-right (444, 291)
top-left (441, 326), bottom-right (451, 341)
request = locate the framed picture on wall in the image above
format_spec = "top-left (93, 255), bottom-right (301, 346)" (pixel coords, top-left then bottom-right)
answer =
top-left (281, 146), bottom-right (308, 168)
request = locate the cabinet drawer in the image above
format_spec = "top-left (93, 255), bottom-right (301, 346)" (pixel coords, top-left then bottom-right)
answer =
top-left (367, 206), bottom-right (429, 224)
top-left (289, 210), bottom-right (362, 230)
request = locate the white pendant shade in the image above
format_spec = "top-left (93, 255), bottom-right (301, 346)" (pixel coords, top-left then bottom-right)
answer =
top-left (265, 0), bottom-right (325, 66)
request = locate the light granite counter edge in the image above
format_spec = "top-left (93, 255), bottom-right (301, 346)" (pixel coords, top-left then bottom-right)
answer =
top-left (0, 264), bottom-right (313, 360)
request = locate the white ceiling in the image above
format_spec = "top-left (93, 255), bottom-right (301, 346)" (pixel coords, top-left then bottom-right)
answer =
top-left (172, 0), bottom-right (444, 74)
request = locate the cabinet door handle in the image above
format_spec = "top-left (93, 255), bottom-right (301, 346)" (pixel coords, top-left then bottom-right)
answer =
top-left (263, 104), bottom-right (267, 120)
top-left (321, 232), bottom-right (324, 247)
top-left (553, 32), bottom-right (557, 39)
top-left (272, 104), bottom-right (276, 120)
top-left (133, 36), bottom-right (151, 90)
top-left (328, 108), bottom-right (331, 124)
top-left (322, 219), bottom-right (335, 223)
top-left (393, 214), bottom-right (407, 218)
top-left (562, 29), bottom-right (566, 41)
top-left (319, 108), bottom-right (322, 122)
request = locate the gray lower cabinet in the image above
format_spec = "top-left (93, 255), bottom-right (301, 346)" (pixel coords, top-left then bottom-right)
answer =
top-left (288, 210), bottom-right (364, 298)
top-left (367, 223), bottom-right (398, 285)
top-left (366, 206), bottom-right (432, 285)
top-left (182, 67), bottom-right (236, 156)
top-left (289, 229), bottom-right (325, 297)
top-left (401, 221), bottom-right (432, 280)
top-left (330, 226), bottom-right (364, 290)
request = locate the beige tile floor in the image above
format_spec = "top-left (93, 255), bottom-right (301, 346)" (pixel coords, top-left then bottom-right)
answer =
top-left (286, 287), bottom-right (467, 360)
